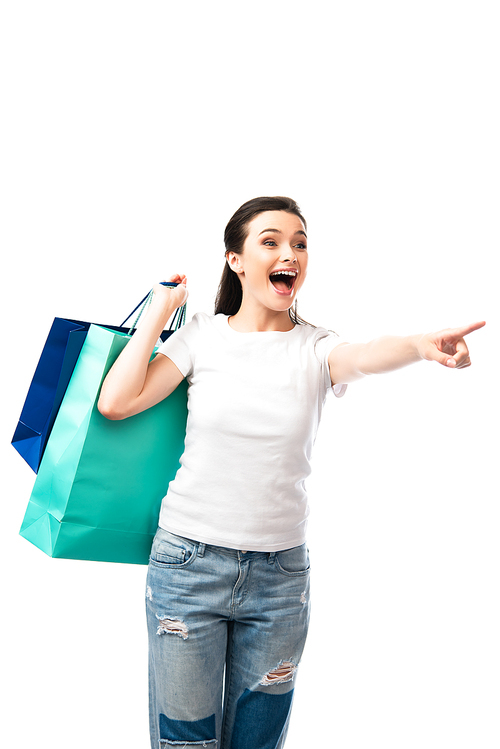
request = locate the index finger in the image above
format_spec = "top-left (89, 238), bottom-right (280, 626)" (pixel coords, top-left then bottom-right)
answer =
top-left (451, 321), bottom-right (486, 338)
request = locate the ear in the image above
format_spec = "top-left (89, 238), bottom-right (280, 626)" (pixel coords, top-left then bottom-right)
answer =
top-left (226, 251), bottom-right (244, 274)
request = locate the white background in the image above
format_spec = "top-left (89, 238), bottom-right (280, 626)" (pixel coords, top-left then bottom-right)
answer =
top-left (1, 1), bottom-right (498, 747)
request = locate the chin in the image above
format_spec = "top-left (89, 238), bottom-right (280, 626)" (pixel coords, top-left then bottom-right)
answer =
top-left (266, 297), bottom-right (296, 313)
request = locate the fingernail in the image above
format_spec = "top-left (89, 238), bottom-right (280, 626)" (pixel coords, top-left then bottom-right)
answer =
top-left (447, 359), bottom-right (456, 367)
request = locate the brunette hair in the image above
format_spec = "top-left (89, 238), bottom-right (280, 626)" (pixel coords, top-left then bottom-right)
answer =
top-left (214, 196), bottom-right (311, 324)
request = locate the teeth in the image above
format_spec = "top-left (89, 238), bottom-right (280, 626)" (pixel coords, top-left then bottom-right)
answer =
top-left (270, 270), bottom-right (297, 277)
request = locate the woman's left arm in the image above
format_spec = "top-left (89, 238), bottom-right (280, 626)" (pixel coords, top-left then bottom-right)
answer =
top-left (328, 321), bottom-right (486, 386)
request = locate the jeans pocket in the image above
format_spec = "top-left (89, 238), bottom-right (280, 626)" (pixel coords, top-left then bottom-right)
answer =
top-left (274, 544), bottom-right (310, 576)
top-left (150, 528), bottom-right (197, 567)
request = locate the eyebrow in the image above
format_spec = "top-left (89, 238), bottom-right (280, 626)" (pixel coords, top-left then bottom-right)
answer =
top-left (258, 228), bottom-right (307, 238)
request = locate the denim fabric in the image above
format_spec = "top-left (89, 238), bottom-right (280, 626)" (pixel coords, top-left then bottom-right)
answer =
top-left (146, 528), bottom-right (311, 748)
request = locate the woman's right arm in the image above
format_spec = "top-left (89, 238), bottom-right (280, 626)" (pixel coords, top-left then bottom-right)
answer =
top-left (97, 276), bottom-right (188, 420)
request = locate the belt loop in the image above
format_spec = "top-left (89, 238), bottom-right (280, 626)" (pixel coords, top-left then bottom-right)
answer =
top-left (197, 542), bottom-right (206, 558)
top-left (268, 552), bottom-right (276, 564)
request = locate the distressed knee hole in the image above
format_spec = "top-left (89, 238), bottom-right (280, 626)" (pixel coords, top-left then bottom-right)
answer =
top-left (156, 615), bottom-right (189, 639)
top-left (259, 660), bottom-right (297, 686)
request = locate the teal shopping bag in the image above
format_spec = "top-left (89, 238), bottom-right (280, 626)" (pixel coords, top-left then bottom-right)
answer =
top-left (19, 323), bottom-right (188, 564)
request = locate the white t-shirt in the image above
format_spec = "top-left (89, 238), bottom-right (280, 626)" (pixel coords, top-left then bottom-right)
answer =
top-left (156, 312), bottom-right (347, 552)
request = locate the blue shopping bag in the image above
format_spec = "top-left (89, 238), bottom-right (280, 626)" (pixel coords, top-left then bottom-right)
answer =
top-left (12, 285), bottom-right (185, 472)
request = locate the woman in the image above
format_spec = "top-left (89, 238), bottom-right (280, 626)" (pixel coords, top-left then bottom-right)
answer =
top-left (98, 196), bottom-right (484, 748)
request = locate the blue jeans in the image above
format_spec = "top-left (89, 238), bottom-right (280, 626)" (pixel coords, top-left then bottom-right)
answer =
top-left (146, 528), bottom-right (311, 748)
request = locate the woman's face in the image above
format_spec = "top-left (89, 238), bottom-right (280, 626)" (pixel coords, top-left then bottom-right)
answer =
top-left (228, 210), bottom-right (308, 314)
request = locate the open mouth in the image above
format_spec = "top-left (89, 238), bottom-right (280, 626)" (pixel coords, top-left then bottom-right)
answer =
top-left (269, 270), bottom-right (298, 295)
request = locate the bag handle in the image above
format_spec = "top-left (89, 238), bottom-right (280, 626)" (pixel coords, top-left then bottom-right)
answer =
top-left (119, 282), bottom-right (187, 334)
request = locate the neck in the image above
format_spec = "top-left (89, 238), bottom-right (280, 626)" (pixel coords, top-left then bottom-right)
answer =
top-left (228, 298), bottom-right (294, 333)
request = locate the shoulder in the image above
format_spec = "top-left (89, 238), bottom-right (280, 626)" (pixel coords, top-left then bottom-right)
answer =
top-left (188, 312), bottom-right (226, 329)
top-left (170, 311), bottom-right (219, 337)
top-left (293, 326), bottom-right (348, 379)
top-left (294, 323), bottom-right (345, 352)
top-left (156, 311), bottom-right (213, 358)
top-left (186, 311), bottom-right (212, 327)
top-left (161, 312), bottom-right (228, 351)
top-left (156, 312), bottom-right (220, 374)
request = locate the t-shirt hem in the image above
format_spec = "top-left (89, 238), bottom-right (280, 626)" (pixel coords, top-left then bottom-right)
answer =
top-left (158, 521), bottom-right (306, 553)
top-left (155, 349), bottom-right (190, 378)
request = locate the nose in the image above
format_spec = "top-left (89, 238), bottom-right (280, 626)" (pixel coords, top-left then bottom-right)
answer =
top-left (280, 248), bottom-right (298, 264)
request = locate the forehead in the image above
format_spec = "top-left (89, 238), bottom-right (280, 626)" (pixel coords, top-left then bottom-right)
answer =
top-left (247, 211), bottom-right (306, 236)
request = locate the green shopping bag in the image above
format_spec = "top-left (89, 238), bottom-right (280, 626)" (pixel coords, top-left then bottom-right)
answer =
top-left (19, 323), bottom-right (188, 564)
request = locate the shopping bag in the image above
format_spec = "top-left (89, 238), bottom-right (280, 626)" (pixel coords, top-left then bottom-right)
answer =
top-left (12, 286), bottom-right (183, 472)
top-left (12, 317), bottom-right (91, 471)
top-left (19, 320), bottom-right (188, 564)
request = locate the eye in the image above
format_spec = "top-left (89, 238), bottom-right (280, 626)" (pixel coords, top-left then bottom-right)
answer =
top-left (295, 242), bottom-right (307, 250)
top-left (263, 239), bottom-right (277, 247)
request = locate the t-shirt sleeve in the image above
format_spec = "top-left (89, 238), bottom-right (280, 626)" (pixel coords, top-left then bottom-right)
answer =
top-left (314, 328), bottom-right (349, 398)
top-left (156, 312), bottom-right (204, 378)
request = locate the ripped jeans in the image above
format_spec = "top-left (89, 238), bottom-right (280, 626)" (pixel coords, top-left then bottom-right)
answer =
top-left (146, 528), bottom-right (311, 748)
